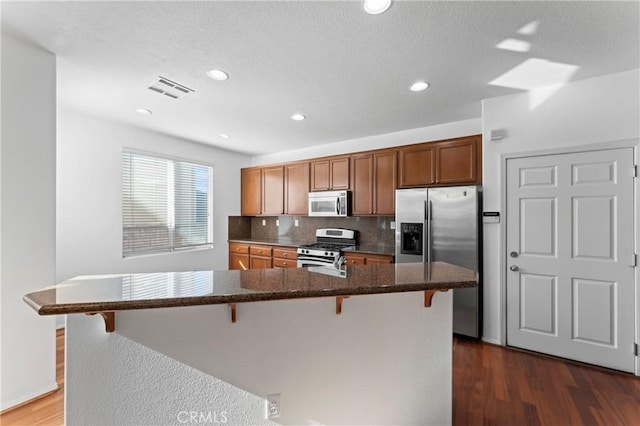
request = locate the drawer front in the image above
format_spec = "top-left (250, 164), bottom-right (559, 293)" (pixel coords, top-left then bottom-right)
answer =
top-left (273, 248), bottom-right (297, 259)
top-left (273, 258), bottom-right (296, 268)
top-left (229, 242), bottom-right (249, 254)
top-left (366, 254), bottom-right (394, 265)
top-left (345, 255), bottom-right (365, 265)
top-left (250, 245), bottom-right (272, 256)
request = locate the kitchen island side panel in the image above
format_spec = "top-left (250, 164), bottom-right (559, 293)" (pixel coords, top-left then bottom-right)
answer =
top-left (66, 291), bottom-right (453, 425)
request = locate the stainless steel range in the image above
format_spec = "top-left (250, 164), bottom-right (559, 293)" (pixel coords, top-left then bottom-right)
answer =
top-left (297, 228), bottom-right (356, 267)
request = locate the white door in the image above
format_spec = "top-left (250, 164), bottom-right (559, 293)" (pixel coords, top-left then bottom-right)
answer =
top-left (506, 148), bottom-right (636, 372)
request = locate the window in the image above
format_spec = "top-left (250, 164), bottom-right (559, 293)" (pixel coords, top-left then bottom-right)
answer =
top-left (122, 151), bottom-right (213, 257)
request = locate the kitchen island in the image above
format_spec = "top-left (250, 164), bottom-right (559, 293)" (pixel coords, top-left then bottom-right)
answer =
top-left (25, 262), bottom-right (477, 425)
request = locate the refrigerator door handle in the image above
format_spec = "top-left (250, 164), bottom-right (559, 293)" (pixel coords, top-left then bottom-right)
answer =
top-left (426, 200), bottom-right (432, 264)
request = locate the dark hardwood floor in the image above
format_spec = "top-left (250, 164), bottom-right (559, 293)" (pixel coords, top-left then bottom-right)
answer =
top-left (453, 337), bottom-right (640, 425)
top-left (1, 331), bottom-right (638, 425)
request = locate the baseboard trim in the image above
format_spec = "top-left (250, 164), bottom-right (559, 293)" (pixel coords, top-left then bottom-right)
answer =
top-left (0, 383), bottom-right (59, 413)
top-left (482, 337), bottom-right (501, 345)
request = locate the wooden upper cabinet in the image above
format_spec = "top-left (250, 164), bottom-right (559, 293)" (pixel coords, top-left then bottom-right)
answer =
top-left (261, 165), bottom-right (284, 215)
top-left (284, 162), bottom-right (309, 215)
top-left (351, 150), bottom-right (396, 215)
top-left (329, 156), bottom-right (350, 189)
top-left (350, 153), bottom-right (374, 215)
top-left (435, 136), bottom-right (481, 185)
top-left (241, 167), bottom-right (261, 216)
top-left (373, 150), bottom-right (397, 215)
top-left (310, 160), bottom-right (330, 191)
top-left (310, 156), bottom-right (350, 191)
top-left (398, 144), bottom-right (435, 188)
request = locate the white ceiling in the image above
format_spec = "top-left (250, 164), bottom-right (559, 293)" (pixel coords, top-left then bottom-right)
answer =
top-left (2, 1), bottom-right (639, 156)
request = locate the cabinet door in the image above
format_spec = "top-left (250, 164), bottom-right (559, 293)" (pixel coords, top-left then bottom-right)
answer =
top-left (250, 256), bottom-right (272, 269)
top-left (398, 144), bottom-right (435, 187)
top-left (310, 160), bottom-right (330, 192)
top-left (373, 151), bottom-right (397, 215)
top-left (330, 157), bottom-right (350, 190)
top-left (435, 137), bottom-right (480, 184)
top-left (261, 166), bottom-right (284, 215)
top-left (241, 168), bottom-right (261, 216)
top-left (285, 162), bottom-right (310, 215)
top-left (350, 154), bottom-right (373, 215)
top-left (229, 253), bottom-right (249, 270)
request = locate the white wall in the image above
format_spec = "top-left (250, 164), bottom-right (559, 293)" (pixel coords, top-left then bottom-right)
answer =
top-left (56, 109), bottom-right (251, 282)
top-left (0, 34), bottom-right (57, 410)
top-left (481, 69), bottom-right (640, 346)
top-left (251, 118), bottom-right (481, 165)
top-left (66, 290), bottom-right (453, 425)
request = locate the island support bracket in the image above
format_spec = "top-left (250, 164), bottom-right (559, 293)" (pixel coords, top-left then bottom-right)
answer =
top-left (229, 303), bottom-right (237, 323)
top-left (336, 296), bottom-right (350, 315)
top-left (86, 311), bottom-right (115, 333)
top-left (424, 290), bottom-right (447, 308)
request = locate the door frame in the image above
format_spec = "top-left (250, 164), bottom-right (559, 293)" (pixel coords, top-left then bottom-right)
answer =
top-left (498, 138), bottom-right (640, 376)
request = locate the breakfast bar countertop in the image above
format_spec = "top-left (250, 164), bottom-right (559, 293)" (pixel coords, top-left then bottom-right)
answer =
top-left (23, 262), bottom-right (477, 316)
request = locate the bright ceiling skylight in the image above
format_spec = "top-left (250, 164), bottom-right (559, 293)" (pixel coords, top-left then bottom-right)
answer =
top-left (496, 38), bottom-right (531, 53)
top-left (291, 113), bottom-right (306, 121)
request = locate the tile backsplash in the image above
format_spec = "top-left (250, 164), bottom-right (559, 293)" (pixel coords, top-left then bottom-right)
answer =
top-left (228, 215), bottom-right (395, 246)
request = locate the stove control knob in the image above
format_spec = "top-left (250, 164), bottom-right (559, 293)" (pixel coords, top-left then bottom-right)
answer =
top-left (324, 251), bottom-right (328, 256)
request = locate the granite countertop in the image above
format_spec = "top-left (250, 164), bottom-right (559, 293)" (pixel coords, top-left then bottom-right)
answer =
top-left (23, 262), bottom-right (477, 316)
top-left (228, 239), bottom-right (395, 256)
top-left (228, 238), bottom-right (311, 248)
top-left (342, 244), bottom-right (395, 256)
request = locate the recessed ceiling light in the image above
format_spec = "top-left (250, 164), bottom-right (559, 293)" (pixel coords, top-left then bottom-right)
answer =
top-left (136, 108), bottom-right (152, 115)
top-left (206, 69), bottom-right (229, 81)
top-left (291, 113), bottom-right (306, 121)
top-left (220, 134), bottom-right (230, 139)
top-left (410, 81), bottom-right (430, 92)
top-left (363, 0), bottom-right (392, 14)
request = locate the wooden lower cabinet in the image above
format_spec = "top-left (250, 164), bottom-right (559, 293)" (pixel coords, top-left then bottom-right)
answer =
top-left (344, 253), bottom-right (394, 265)
top-left (249, 244), bottom-right (273, 269)
top-left (273, 247), bottom-right (297, 268)
top-left (231, 242), bottom-right (393, 270)
top-left (229, 243), bottom-right (297, 270)
top-left (229, 242), bottom-right (250, 270)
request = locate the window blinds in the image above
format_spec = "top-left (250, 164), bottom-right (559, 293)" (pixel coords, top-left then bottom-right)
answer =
top-left (122, 152), bottom-right (212, 257)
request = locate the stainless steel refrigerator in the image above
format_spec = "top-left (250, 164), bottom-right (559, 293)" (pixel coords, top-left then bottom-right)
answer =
top-left (395, 186), bottom-right (482, 339)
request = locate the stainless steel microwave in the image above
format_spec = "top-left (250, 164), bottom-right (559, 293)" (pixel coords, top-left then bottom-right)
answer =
top-left (308, 190), bottom-right (350, 217)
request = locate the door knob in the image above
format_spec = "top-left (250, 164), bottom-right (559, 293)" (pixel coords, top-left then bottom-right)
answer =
top-left (510, 251), bottom-right (518, 258)
top-left (509, 265), bottom-right (519, 272)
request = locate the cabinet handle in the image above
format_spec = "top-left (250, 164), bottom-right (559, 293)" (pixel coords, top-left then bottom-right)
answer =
top-left (283, 262), bottom-right (288, 265)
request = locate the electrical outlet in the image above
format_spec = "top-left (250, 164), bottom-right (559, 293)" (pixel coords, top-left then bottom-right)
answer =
top-left (276, 219), bottom-right (280, 227)
top-left (262, 219), bottom-right (266, 226)
top-left (390, 221), bottom-right (396, 230)
top-left (265, 393), bottom-right (280, 419)
top-left (294, 219), bottom-right (299, 227)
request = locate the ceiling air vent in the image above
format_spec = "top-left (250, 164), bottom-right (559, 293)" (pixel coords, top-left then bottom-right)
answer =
top-left (148, 77), bottom-right (194, 99)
